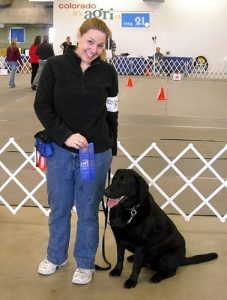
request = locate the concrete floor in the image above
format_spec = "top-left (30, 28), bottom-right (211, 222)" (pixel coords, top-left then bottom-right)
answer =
top-left (0, 74), bottom-right (227, 299)
top-left (0, 206), bottom-right (226, 300)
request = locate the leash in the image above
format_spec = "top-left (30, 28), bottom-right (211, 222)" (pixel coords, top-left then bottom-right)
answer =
top-left (95, 169), bottom-right (112, 271)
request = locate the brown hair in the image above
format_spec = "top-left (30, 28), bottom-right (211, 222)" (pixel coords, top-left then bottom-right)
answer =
top-left (78, 18), bottom-right (111, 41)
top-left (34, 35), bottom-right (41, 46)
top-left (11, 39), bottom-right (17, 47)
top-left (100, 48), bottom-right (107, 61)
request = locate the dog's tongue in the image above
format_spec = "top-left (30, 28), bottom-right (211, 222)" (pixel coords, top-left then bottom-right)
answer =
top-left (107, 198), bottom-right (120, 208)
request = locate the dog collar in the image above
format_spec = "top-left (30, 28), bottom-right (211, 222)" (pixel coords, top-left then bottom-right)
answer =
top-left (126, 204), bottom-right (141, 224)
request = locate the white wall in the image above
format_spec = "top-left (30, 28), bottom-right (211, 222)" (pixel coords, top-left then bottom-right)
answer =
top-left (53, 0), bottom-right (227, 64)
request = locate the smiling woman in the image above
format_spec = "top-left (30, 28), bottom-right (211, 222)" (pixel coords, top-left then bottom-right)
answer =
top-left (34, 17), bottom-right (119, 286)
top-left (75, 18), bottom-right (111, 71)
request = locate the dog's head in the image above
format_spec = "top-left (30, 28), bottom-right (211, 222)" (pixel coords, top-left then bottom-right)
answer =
top-left (104, 169), bottom-right (149, 226)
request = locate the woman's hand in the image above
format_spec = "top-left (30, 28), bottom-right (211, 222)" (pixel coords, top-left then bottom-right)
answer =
top-left (64, 133), bottom-right (88, 149)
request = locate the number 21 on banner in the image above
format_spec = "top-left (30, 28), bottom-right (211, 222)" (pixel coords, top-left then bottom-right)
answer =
top-left (135, 16), bottom-right (149, 27)
top-left (122, 13), bottom-right (150, 28)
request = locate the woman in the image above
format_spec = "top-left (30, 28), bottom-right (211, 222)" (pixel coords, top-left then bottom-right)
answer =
top-left (6, 39), bottom-right (23, 88)
top-left (29, 35), bottom-right (41, 87)
top-left (60, 36), bottom-right (72, 54)
top-left (34, 18), bottom-right (118, 285)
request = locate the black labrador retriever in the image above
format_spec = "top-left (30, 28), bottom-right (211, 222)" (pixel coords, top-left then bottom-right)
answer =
top-left (104, 169), bottom-right (218, 289)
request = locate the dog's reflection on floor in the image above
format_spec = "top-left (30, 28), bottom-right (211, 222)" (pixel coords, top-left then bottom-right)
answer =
top-left (104, 169), bottom-right (218, 288)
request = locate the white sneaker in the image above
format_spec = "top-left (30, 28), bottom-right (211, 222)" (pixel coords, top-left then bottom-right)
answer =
top-left (72, 268), bottom-right (94, 285)
top-left (38, 258), bottom-right (68, 275)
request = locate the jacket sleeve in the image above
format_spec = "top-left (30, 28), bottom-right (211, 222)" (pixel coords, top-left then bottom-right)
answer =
top-left (16, 48), bottom-right (23, 65)
top-left (6, 47), bottom-right (9, 58)
top-left (50, 45), bottom-right (55, 57)
top-left (106, 67), bottom-right (119, 156)
top-left (36, 46), bottom-right (40, 56)
top-left (33, 60), bottom-right (74, 145)
top-left (6, 47), bottom-right (13, 60)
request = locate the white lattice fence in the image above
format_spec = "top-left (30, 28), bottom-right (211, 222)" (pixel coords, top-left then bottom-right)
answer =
top-left (1, 55), bottom-right (227, 79)
top-left (108, 56), bottom-right (227, 79)
top-left (0, 138), bottom-right (227, 222)
top-left (0, 138), bottom-right (49, 216)
top-left (0, 56), bottom-right (31, 74)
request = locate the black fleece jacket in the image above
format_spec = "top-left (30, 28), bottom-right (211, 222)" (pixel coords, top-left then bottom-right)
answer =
top-left (34, 46), bottom-right (119, 155)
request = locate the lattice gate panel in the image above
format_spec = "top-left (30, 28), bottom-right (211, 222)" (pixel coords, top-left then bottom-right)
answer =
top-left (0, 138), bottom-right (227, 222)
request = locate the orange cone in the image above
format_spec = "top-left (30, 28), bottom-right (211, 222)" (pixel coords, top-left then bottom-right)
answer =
top-left (127, 76), bottom-right (133, 87)
top-left (157, 87), bottom-right (166, 101)
top-left (37, 155), bottom-right (47, 171)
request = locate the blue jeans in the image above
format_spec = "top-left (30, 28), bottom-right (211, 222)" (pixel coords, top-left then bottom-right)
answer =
top-left (8, 61), bottom-right (18, 87)
top-left (46, 143), bottom-right (112, 269)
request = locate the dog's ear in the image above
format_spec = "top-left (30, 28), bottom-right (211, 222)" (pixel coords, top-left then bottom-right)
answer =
top-left (138, 176), bottom-right (149, 201)
top-left (129, 169), bottom-right (149, 201)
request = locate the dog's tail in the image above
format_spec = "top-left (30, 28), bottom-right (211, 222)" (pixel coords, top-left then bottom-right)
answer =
top-left (181, 253), bottom-right (218, 266)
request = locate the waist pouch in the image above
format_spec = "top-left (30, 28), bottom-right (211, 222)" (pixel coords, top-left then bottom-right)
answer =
top-left (34, 130), bottom-right (54, 157)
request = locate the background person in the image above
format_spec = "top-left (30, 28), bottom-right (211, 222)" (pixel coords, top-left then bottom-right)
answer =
top-left (32, 35), bottom-right (54, 90)
top-left (6, 39), bottom-right (23, 88)
top-left (29, 35), bottom-right (41, 87)
top-left (60, 36), bottom-right (72, 54)
top-left (153, 46), bottom-right (164, 74)
top-left (154, 46), bottom-right (164, 61)
top-left (34, 17), bottom-right (119, 285)
top-left (105, 37), bottom-right (116, 58)
top-left (110, 39), bottom-right (117, 57)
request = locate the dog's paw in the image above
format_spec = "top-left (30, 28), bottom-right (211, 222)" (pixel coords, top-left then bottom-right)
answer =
top-left (151, 272), bottom-right (165, 283)
top-left (109, 268), bottom-right (122, 277)
top-left (124, 278), bottom-right (137, 289)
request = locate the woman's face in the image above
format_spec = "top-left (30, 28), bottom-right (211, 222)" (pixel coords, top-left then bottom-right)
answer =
top-left (76, 29), bottom-right (106, 64)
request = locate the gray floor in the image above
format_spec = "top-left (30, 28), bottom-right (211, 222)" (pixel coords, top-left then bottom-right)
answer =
top-left (0, 206), bottom-right (226, 300)
top-left (1, 74), bottom-right (227, 299)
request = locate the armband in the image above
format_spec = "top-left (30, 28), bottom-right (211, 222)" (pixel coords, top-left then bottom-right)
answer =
top-left (106, 96), bottom-right (118, 112)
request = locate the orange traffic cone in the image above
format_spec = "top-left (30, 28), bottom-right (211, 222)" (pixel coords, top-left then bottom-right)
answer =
top-left (157, 87), bottom-right (166, 101)
top-left (127, 76), bottom-right (133, 87)
top-left (37, 155), bottom-right (47, 171)
top-left (145, 65), bottom-right (150, 76)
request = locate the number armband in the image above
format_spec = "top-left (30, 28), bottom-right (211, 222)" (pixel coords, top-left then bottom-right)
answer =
top-left (106, 96), bottom-right (118, 112)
